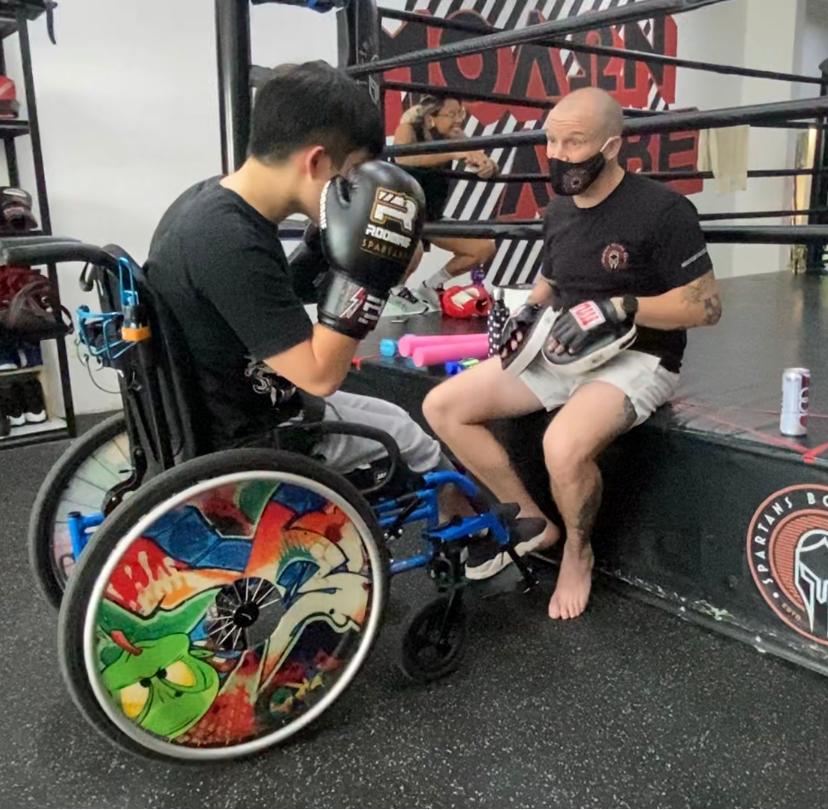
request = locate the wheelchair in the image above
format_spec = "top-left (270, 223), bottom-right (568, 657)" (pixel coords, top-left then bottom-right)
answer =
top-left (7, 235), bottom-right (545, 762)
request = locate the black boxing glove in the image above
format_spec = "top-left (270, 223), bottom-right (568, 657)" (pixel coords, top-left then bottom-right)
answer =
top-left (549, 298), bottom-right (631, 356)
top-left (288, 224), bottom-right (328, 304)
top-left (499, 302), bottom-right (543, 368)
top-left (318, 160), bottom-right (425, 339)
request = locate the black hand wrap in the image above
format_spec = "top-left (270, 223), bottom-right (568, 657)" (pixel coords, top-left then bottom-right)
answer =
top-left (318, 161), bottom-right (425, 339)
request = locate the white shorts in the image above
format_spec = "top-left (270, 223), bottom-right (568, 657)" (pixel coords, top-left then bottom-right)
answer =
top-left (518, 349), bottom-right (680, 427)
top-left (312, 390), bottom-right (442, 474)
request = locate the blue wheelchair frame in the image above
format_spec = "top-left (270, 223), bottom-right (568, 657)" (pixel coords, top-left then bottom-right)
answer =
top-left (67, 469), bottom-right (513, 579)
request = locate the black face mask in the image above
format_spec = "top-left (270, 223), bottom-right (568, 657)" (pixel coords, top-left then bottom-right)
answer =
top-left (548, 139), bottom-right (613, 196)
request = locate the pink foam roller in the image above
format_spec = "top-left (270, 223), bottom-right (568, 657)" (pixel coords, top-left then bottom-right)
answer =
top-left (411, 339), bottom-right (490, 367)
top-left (398, 332), bottom-right (488, 357)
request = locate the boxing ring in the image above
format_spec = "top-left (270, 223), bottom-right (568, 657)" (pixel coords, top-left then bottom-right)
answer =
top-left (215, 0), bottom-right (828, 675)
top-left (347, 271), bottom-right (828, 676)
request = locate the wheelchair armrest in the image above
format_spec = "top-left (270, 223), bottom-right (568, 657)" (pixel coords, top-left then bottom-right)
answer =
top-left (289, 420), bottom-right (420, 500)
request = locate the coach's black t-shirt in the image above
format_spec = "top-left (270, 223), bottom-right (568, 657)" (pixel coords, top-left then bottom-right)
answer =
top-left (144, 177), bottom-right (312, 447)
top-left (541, 172), bottom-right (712, 372)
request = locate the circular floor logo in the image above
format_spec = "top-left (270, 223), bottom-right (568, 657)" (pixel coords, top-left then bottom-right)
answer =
top-left (747, 484), bottom-right (828, 646)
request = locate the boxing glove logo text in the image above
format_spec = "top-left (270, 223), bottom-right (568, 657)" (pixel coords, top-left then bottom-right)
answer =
top-left (362, 187), bottom-right (418, 263)
top-left (370, 188), bottom-right (417, 233)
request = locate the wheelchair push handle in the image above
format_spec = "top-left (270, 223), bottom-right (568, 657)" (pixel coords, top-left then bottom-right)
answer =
top-left (0, 236), bottom-right (122, 273)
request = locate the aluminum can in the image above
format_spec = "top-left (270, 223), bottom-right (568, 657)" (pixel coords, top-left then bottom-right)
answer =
top-left (780, 367), bottom-right (810, 436)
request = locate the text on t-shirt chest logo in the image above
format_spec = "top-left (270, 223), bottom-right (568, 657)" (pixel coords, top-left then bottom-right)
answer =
top-left (601, 242), bottom-right (630, 272)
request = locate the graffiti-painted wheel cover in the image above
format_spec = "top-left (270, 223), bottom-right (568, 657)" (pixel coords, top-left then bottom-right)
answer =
top-left (83, 471), bottom-right (384, 759)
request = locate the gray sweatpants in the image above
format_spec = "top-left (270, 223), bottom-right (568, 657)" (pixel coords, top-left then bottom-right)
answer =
top-left (311, 390), bottom-right (442, 474)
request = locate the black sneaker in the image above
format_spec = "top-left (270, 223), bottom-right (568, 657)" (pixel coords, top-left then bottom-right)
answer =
top-left (465, 529), bottom-right (553, 581)
top-left (0, 384), bottom-right (24, 427)
top-left (20, 378), bottom-right (46, 423)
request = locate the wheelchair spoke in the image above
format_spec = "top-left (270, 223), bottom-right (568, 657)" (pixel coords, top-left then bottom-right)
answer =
top-left (216, 623), bottom-right (238, 648)
top-left (208, 617), bottom-right (235, 634)
top-left (254, 594), bottom-right (282, 611)
top-left (250, 576), bottom-right (265, 602)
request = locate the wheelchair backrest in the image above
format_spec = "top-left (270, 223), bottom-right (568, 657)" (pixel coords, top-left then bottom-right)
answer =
top-left (96, 245), bottom-right (212, 471)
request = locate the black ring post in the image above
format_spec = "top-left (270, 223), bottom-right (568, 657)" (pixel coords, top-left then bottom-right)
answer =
top-left (215, 0), bottom-right (251, 173)
top-left (338, 0), bottom-right (383, 119)
top-left (807, 59), bottom-right (828, 274)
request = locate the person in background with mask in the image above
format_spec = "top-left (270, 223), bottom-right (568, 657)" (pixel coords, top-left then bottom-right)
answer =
top-left (389, 94), bottom-right (498, 313)
top-left (421, 87), bottom-right (722, 620)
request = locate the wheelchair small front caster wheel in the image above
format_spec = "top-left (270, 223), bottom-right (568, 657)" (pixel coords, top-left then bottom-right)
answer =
top-left (399, 594), bottom-right (466, 683)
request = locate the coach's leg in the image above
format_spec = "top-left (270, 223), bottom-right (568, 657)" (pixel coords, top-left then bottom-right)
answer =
top-left (423, 357), bottom-right (559, 543)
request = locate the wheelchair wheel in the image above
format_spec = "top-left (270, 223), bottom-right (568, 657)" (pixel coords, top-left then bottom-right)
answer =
top-left (399, 593), bottom-right (466, 683)
top-left (58, 448), bottom-right (389, 761)
top-left (28, 413), bottom-right (132, 608)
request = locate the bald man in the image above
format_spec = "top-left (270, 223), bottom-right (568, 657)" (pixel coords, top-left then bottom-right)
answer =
top-left (424, 87), bottom-right (721, 620)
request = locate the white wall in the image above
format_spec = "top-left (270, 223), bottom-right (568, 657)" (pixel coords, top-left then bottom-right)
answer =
top-left (5, 1), bottom-right (338, 415)
top-left (672, 0), bottom-right (812, 280)
top-left (6, 0), bottom-right (819, 415)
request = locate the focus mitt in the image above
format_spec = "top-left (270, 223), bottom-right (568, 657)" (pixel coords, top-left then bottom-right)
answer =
top-left (503, 300), bottom-right (637, 377)
top-left (498, 303), bottom-right (543, 370)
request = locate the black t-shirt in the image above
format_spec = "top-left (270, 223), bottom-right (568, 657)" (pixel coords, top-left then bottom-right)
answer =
top-left (541, 172), bottom-right (712, 372)
top-left (144, 177), bottom-right (312, 447)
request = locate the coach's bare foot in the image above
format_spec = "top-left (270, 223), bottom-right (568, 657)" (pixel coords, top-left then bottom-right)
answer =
top-left (548, 543), bottom-right (594, 620)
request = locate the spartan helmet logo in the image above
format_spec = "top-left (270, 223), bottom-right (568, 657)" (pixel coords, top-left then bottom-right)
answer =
top-left (370, 188), bottom-right (418, 234)
top-left (794, 529), bottom-right (828, 638)
top-left (601, 242), bottom-right (629, 272)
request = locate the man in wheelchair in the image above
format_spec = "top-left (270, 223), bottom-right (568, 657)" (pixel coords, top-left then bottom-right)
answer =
top-left (145, 61), bottom-right (487, 548)
top-left (13, 61), bottom-right (556, 760)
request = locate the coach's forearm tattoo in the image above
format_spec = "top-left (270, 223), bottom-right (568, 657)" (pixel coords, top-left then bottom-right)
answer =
top-left (682, 272), bottom-right (721, 325)
top-left (702, 293), bottom-right (722, 325)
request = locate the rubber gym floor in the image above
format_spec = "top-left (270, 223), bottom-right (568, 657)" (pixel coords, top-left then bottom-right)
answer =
top-left (2, 416), bottom-right (826, 808)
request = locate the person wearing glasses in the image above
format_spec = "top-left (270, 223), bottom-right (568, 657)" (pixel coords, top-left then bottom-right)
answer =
top-left (390, 95), bottom-right (498, 313)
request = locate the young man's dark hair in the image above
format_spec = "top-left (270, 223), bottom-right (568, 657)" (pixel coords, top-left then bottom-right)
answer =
top-left (249, 60), bottom-right (385, 166)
